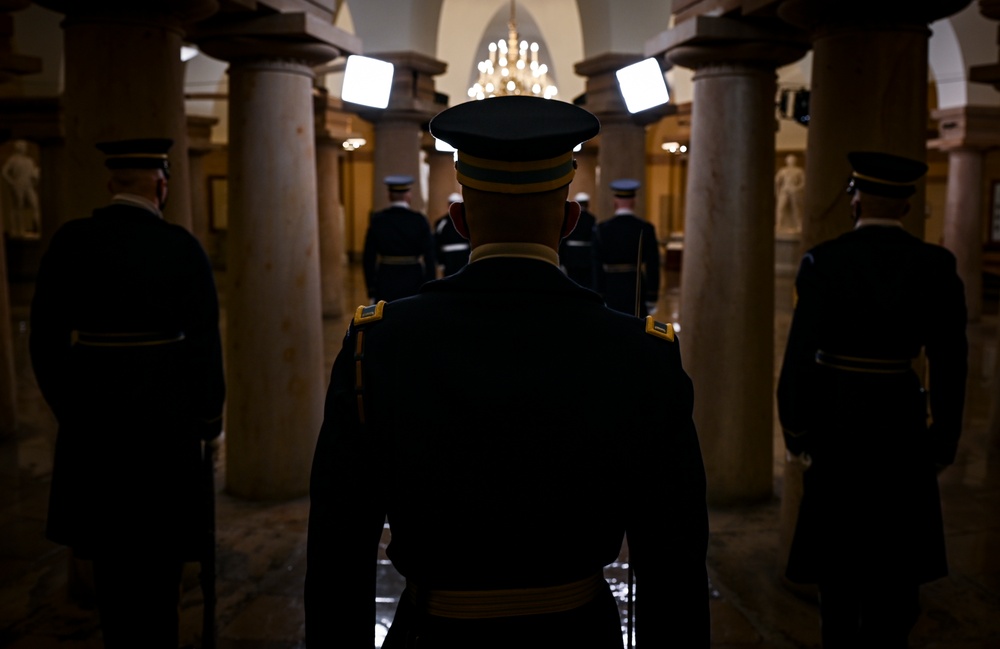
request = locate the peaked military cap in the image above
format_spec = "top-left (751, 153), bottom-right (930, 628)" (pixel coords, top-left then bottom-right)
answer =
top-left (385, 175), bottom-right (415, 192)
top-left (429, 96), bottom-right (600, 194)
top-left (846, 151), bottom-right (927, 199)
top-left (96, 138), bottom-right (172, 177)
top-left (610, 178), bottom-right (641, 198)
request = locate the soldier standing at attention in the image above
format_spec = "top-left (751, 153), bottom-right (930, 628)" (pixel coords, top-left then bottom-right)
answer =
top-left (778, 151), bottom-right (968, 648)
top-left (434, 191), bottom-right (470, 277)
top-left (305, 96), bottom-right (709, 648)
top-left (558, 191), bottom-right (597, 289)
top-left (363, 175), bottom-right (437, 301)
top-left (592, 179), bottom-right (660, 316)
top-left (29, 138), bottom-right (225, 648)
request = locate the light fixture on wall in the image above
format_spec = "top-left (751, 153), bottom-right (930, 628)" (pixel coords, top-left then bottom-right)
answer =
top-left (467, 0), bottom-right (557, 100)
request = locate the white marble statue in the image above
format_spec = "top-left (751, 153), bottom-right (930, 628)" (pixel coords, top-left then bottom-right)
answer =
top-left (2, 140), bottom-right (41, 237)
top-left (775, 153), bottom-right (805, 234)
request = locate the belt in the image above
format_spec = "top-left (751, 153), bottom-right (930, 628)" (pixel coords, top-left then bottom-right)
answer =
top-left (406, 573), bottom-right (606, 619)
top-left (73, 330), bottom-right (186, 347)
top-left (602, 263), bottom-right (637, 273)
top-left (378, 255), bottom-right (423, 265)
top-left (815, 350), bottom-right (911, 374)
top-left (441, 243), bottom-right (470, 253)
top-left (564, 240), bottom-right (592, 248)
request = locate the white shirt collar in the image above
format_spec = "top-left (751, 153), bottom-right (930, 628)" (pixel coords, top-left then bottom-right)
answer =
top-left (854, 217), bottom-right (904, 230)
top-left (390, 201), bottom-right (411, 209)
top-left (469, 242), bottom-right (559, 266)
top-left (614, 208), bottom-right (634, 216)
top-left (111, 193), bottom-right (163, 219)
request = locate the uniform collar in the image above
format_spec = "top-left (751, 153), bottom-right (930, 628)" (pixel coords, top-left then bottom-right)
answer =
top-left (614, 208), bottom-right (635, 216)
top-left (390, 201), bottom-right (411, 209)
top-left (469, 242), bottom-right (559, 266)
top-left (111, 193), bottom-right (163, 219)
top-left (854, 217), bottom-right (903, 230)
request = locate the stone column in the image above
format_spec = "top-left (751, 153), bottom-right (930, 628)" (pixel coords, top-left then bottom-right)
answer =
top-left (778, 0), bottom-right (971, 253)
top-left (425, 141), bottom-right (460, 225)
top-left (315, 89), bottom-right (350, 319)
top-left (359, 52), bottom-right (447, 215)
top-left (0, 0), bottom-right (41, 436)
top-left (196, 16), bottom-right (358, 499)
top-left (651, 16), bottom-right (809, 505)
top-left (34, 0), bottom-right (216, 231)
top-left (571, 144), bottom-right (598, 202)
top-left (575, 53), bottom-right (670, 221)
top-left (187, 115), bottom-right (219, 250)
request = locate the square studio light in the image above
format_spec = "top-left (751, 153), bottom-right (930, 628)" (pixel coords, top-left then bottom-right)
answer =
top-left (342, 55), bottom-right (394, 109)
top-left (615, 57), bottom-right (670, 114)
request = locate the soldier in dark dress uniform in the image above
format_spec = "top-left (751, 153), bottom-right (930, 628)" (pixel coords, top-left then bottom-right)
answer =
top-left (777, 151), bottom-right (968, 648)
top-left (306, 96), bottom-right (709, 648)
top-left (558, 191), bottom-right (597, 289)
top-left (363, 175), bottom-right (437, 301)
top-left (29, 138), bottom-right (225, 648)
top-left (592, 179), bottom-right (660, 316)
top-left (434, 191), bottom-right (470, 276)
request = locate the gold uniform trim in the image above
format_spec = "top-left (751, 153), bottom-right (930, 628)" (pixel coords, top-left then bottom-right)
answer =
top-left (645, 316), bottom-right (675, 342)
top-left (353, 301), bottom-right (386, 326)
top-left (851, 171), bottom-right (912, 186)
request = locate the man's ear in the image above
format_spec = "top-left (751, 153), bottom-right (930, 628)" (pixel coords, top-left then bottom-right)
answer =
top-left (561, 200), bottom-right (582, 239)
top-left (449, 201), bottom-right (470, 240)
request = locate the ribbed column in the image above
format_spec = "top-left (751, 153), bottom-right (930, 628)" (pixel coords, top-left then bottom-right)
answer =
top-left (575, 53), bottom-right (669, 221)
top-left (358, 51), bottom-right (447, 215)
top-left (316, 135), bottom-right (346, 318)
top-left (198, 34), bottom-right (339, 499)
top-left (656, 16), bottom-right (808, 505)
top-left (943, 148), bottom-right (984, 321)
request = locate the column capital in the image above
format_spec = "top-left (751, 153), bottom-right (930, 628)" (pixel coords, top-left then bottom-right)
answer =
top-left (314, 90), bottom-right (363, 144)
top-left (192, 11), bottom-right (358, 67)
top-left (574, 52), bottom-right (674, 125)
top-left (187, 114), bottom-right (218, 154)
top-left (351, 50), bottom-right (447, 124)
top-left (648, 15), bottom-right (809, 71)
top-left (777, 0), bottom-right (972, 32)
top-left (929, 105), bottom-right (1000, 151)
top-left (0, 4), bottom-right (41, 84)
top-left (0, 96), bottom-right (63, 142)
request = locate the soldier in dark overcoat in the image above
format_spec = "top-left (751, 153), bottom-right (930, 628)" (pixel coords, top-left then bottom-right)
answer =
top-left (29, 138), bottom-right (225, 648)
top-left (592, 179), bottom-right (660, 316)
top-left (433, 191), bottom-right (470, 276)
top-left (558, 191), bottom-right (597, 289)
top-left (306, 96), bottom-right (709, 648)
top-left (777, 151), bottom-right (968, 648)
top-left (363, 175), bottom-right (437, 301)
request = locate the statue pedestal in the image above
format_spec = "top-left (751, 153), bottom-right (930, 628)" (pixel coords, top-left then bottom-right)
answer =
top-left (776, 231), bottom-right (801, 277)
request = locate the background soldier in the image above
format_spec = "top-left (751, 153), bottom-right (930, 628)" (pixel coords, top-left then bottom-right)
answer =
top-left (30, 138), bottom-right (225, 648)
top-left (434, 191), bottom-right (470, 277)
top-left (363, 175), bottom-right (437, 301)
top-left (558, 190), bottom-right (597, 289)
top-left (777, 151), bottom-right (968, 647)
top-left (306, 96), bottom-right (709, 648)
top-left (592, 179), bottom-right (660, 317)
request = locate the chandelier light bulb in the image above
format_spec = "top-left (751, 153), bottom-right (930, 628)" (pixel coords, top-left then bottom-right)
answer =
top-left (467, 1), bottom-right (558, 100)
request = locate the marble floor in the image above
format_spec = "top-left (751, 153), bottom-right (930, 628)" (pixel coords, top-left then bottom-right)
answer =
top-left (1, 264), bottom-right (999, 648)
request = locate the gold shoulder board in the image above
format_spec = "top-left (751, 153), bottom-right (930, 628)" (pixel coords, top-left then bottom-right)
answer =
top-left (645, 316), bottom-right (675, 342)
top-left (354, 300), bottom-right (387, 326)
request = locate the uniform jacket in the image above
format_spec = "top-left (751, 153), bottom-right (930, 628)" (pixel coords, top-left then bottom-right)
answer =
top-left (433, 214), bottom-right (470, 277)
top-left (592, 212), bottom-right (660, 317)
top-left (777, 222), bottom-right (967, 584)
top-left (30, 201), bottom-right (225, 559)
top-left (363, 205), bottom-right (436, 301)
top-left (306, 251), bottom-right (709, 648)
top-left (558, 209), bottom-right (596, 289)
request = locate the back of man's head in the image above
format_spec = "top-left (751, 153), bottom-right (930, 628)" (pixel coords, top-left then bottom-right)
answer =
top-left (429, 96), bottom-right (599, 249)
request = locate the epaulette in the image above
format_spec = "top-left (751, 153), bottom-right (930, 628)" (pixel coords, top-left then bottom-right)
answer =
top-left (353, 300), bottom-right (386, 326)
top-left (644, 316), bottom-right (675, 342)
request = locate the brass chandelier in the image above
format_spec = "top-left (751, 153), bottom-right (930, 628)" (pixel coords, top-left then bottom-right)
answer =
top-left (467, 0), bottom-right (558, 100)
